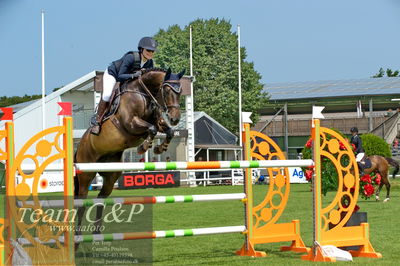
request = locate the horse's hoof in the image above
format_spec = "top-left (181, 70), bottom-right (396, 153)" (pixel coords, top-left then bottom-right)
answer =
top-left (383, 198), bottom-right (390, 203)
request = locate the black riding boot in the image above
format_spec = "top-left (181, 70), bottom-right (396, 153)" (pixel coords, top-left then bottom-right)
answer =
top-left (357, 162), bottom-right (365, 176)
top-left (91, 100), bottom-right (109, 135)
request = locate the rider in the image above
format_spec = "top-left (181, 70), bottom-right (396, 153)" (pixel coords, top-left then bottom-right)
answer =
top-left (91, 36), bottom-right (158, 135)
top-left (350, 127), bottom-right (366, 172)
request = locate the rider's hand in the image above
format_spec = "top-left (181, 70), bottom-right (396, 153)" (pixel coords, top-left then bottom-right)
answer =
top-left (131, 71), bottom-right (141, 79)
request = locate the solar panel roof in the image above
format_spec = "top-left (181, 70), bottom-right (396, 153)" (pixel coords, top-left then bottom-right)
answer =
top-left (263, 77), bottom-right (400, 100)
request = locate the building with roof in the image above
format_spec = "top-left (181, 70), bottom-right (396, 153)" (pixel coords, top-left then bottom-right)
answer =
top-left (256, 77), bottom-right (400, 158)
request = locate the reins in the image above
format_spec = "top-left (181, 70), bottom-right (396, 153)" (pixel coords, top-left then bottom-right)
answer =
top-left (138, 78), bottom-right (167, 112)
top-left (118, 76), bottom-right (181, 114)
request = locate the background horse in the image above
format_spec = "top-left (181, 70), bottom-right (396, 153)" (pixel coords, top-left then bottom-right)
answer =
top-left (362, 155), bottom-right (399, 202)
top-left (74, 67), bottom-right (184, 235)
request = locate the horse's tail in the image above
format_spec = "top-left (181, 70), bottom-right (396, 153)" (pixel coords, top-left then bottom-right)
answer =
top-left (385, 157), bottom-right (399, 179)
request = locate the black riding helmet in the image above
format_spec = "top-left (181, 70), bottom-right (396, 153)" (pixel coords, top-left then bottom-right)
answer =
top-left (350, 127), bottom-right (359, 133)
top-left (138, 37), bottom-right (158, 51)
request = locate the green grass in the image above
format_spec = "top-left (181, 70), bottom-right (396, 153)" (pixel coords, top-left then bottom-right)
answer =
top-left (2, 179), bottom-right (399, 265)
top-left (75, 179), bottom-right (400, 265)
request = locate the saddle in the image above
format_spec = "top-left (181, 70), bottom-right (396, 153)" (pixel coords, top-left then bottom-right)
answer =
top-left (90, 83), bottom-right (121, 126)
top-left (359, 157), bottom-right (372, 169)
top-left (90, 79), bottom-right (161, 135)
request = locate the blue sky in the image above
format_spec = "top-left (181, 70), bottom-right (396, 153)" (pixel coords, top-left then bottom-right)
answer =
top-left (1, 0), bottom-right (400, 97)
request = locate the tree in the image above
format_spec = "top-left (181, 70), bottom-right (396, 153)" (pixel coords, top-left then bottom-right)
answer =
top-left (0, 94), bottom-right (42, 107)
top-left (372, 67), bottom-right (399, 78)
top-left (153, 18), bottom-right (268, 135)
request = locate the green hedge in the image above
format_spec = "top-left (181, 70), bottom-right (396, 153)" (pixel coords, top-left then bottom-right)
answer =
top-left (361, 133), bottom-right (391, 157)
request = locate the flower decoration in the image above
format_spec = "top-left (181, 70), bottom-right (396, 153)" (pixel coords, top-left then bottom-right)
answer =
top-left (305, 138), bottom-right (312, 148)
top-left (359, 172), bottom-right (381, 199)
top-left (301, 130), bottom-right (382, 200)
top-left (339, 141), bottom-right (346, 150)
top-left (305, 168), bottom-right (313, 181)
top-left (351, 143), bottom-right (356, 151)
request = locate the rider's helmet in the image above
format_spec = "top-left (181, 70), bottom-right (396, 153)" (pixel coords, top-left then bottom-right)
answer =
top-left (350, 127), bottom-right (359, 133)
top-left (138, 37), bottom-right (157, 52)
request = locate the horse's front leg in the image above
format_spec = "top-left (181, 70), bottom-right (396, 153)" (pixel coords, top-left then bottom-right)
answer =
top-left (154, 124), bottom-right (174, 154)
top-left (128, 117), bottom-right (158, 155)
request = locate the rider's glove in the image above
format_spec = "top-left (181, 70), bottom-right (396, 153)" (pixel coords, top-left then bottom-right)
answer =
top-left (131, 71), bottom-right (141, 79)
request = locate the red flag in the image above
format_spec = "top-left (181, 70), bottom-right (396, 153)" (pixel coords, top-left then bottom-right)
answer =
top-left (0, 107), bottom-right (13, 121)
top-left (58, 102), bottom-right (72, 116)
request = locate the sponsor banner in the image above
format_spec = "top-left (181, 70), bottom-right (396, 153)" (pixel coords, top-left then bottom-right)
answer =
top-left (118, 171), bottom-right (180, 189)
top-left (288, 167), bottom-right (308, 183)
top-left (16, 172), bottom-right (65, 193)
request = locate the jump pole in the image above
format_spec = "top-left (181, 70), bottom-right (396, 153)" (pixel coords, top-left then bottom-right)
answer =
top-left (21, 193), bottom-right (247, 208)
top-left (74, 160), bottom-right (313, 173)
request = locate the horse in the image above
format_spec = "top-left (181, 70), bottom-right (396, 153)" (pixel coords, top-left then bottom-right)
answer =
top-left (74, 67), bottom-right (185, 237)
top-left (361, 155), bottom-right (399, 202)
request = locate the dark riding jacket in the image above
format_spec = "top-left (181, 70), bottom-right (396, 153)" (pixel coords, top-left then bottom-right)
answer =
top-left (350, 134), bottom-right (364, 154)
top-left (107, 52), bottom-right (154, 82)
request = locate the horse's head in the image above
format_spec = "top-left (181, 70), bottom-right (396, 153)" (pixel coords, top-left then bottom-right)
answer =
top-left (161, 68), bottom-right (185, 126)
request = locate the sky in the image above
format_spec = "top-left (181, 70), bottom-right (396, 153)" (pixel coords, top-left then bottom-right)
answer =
top-left (1, 0), bottom-right (400, 97)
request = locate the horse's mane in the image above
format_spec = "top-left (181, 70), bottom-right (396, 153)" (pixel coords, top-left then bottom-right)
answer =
top-left (121, 68), bottom-right (166, 90)
top-left (141, 68), bottom-right (166, 75)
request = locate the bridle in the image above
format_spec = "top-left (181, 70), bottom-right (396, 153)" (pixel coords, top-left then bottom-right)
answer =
top-left (138, 78), bottom-right (181, 113)
top-left (161, 80), bottom-right (181, 111)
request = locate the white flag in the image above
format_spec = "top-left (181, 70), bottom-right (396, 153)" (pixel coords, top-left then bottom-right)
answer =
top-left (242, 112), bottom-right (252, 123)
top-left (312, 106), bottom-right (325, 119)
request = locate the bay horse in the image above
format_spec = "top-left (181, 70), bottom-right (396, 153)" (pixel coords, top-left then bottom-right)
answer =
top-left (74, 67), bottom-right (184, 237)
top-left (362, 156), bottom-right (399, 202)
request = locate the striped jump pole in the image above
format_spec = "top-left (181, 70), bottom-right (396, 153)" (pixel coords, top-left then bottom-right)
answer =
top-left (17, 226), bottom-right (246, 245)
top-left (74, 159), bottom-right (313, 173)
top-left (78, 226), bottom-right (246, 242)
top-left (22, 193), bottom-right (246, 208)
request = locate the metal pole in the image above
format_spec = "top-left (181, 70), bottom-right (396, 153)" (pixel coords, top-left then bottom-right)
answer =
top-left (237, 25), bottom-right (243, 159)
top-left (187, 25), bottom-right (196, 185)
top-left (41, 10), bottom-right (46, 132)
top-left (369, 98), bottom-right (373, 132)
top-left (284, 103), bottom-right (289, 157)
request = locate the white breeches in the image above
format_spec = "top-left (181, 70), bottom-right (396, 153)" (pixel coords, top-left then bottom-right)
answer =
top-left (102, 69), bottom-right (116, 102)
top-left (356, 153), bottom-right (365, 162)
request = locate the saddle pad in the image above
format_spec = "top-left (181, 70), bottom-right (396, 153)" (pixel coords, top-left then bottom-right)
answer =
top-left (363, 158), bottom-right (372, 169)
